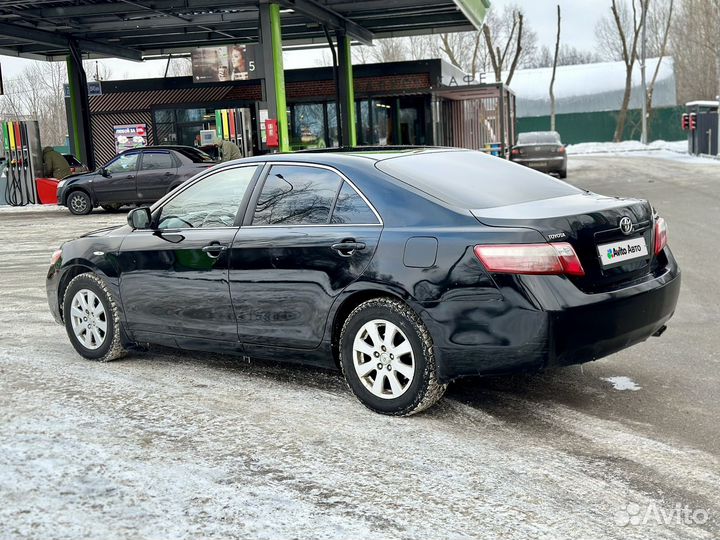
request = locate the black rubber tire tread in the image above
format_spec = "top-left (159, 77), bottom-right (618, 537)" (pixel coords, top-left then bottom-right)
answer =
top-left (101, 204), bottom-right (124, 212)
top-left (63, 273), bottom-right (127, 362)
top-left (67, 190), bottom-right (93, 215)
top-left (339, 297), bottom-right (447, 416)
top-left (559, 168), bottom-right (568, 179)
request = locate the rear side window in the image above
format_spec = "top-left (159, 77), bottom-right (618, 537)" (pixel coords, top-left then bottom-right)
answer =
top-left (63, 155), bottom-right (82, 167)
top-left (141, 151), bottom-right (174, 170)
top-left (252, 165), bottom-right (342, 225)
top-left (376, 150), bottom-right (580, 209)
top-left (174, 147), bottom-right (216, 163)
top-left (331, 182), bottom-right (379, 224)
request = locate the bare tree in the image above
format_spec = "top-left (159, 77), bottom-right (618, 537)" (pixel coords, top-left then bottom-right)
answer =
top-left (166, 57), bottom-right (193, 77)
top-left (549, 5), bottom-right (561, 131)
top-left (0, 61), bottom-right (69, 145)
top-left (670, 0), bottom-right (720, 103)
top-left (645, 0), bottom-right (674, 132)
top-left (596, 0), bottom-right (648, 141)
top-left (482, 6), bottom-right (530, 85)
top-left (83, 60), bottom-right (114, 81)
top-left (534, 45), bottom-right (601, 68)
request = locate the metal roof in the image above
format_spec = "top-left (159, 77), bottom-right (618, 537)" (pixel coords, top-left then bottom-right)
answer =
top-left (0, 0), bottom-right (487, 62)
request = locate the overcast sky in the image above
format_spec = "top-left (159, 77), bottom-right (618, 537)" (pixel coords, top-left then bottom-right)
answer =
top-left (0, 0), bottom-right (611, 82)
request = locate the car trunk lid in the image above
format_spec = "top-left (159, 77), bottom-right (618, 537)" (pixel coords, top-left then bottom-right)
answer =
top-left (471, 193), bottom-right (658, 292)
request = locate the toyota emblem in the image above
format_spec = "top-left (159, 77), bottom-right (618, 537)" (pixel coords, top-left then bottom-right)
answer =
top-left (619, 217), bottom-right (633, 235)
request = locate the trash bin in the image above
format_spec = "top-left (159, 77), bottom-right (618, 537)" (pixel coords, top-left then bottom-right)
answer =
top-left (35, 177), bottom-right (59, 205)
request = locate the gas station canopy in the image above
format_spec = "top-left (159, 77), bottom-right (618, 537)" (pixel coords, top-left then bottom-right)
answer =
top-left (0, 0), bottom-right (489, 61)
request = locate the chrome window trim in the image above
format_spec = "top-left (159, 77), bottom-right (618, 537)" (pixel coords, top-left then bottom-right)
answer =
top-left (247, 161), bottom-right (384, 227)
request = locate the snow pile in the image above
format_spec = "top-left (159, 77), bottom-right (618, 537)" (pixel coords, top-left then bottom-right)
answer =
top-left (567, 140), bottom-right (687, 155)
top-left (507, 57), bottom-right (676, 117)
top-left (567, 139), bottom-right (720, 164)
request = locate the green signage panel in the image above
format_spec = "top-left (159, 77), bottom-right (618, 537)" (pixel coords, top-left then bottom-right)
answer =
top-left (453, 0), bottom-right (490, 30)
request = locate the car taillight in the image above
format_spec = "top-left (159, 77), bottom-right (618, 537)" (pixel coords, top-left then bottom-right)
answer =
top-left (558, 146), bottom-right (566, 154)
top-left (654, 217), bottom-right (668, 254)
top-left (474, 242), bottom-right (585, 276)
top-left (511, 148), bottom-right (521, 155)
top-left (50, 249), bottom-right (62, 266)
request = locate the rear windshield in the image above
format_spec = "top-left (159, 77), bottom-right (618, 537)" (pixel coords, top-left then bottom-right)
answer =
top-left (376, 150), bottom-right (580, 209)
top-left (63, 155), bottom-right (82, 166)
top-left (174, 147), bottom-right (216, 163)
top-left (517, 132), bottom-right (561, 144)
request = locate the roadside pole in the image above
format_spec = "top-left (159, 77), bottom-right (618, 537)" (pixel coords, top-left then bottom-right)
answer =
top-left (640, 0), bottom-right (648, 145)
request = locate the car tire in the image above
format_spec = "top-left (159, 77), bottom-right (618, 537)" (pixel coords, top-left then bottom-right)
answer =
top-left (63, 273), bottom-right (127, 362)
top-left (67, 190), bottom-right (93, 215)
top-left (101, 204), bottom-right (124, 213)
top-left (559, 168), bottom-right (567, 179)
top-left (339, 297), bottom-right (447, 416)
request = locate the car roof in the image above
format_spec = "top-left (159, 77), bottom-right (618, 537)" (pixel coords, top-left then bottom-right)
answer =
top-left (233, 146), bottom-right (463, 168)
top-left (119, 145), bottom-right (199, 153)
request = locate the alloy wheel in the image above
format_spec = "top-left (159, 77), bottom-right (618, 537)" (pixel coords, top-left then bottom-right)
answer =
top-left (69, 288), bottom-right (108, 350)
top-left (352, 319), bottom-right (415, 399)
top-left (69, 193), bottom-right (88, 214)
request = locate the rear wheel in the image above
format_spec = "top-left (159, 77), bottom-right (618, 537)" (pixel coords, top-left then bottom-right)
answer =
top-left (101, 203), bottom-right (124, 213)
top-left (63, 273), bottom-right (126, 362)
top-left (339, 297), bottom-right (446, 416)
top-left (559, 168), bottom-right (567, 179)
top-left (67, 190), bottom-right (92, 215)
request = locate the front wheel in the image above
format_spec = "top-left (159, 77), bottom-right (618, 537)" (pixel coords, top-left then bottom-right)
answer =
top-left (67, 190), bottom-right (93, 215)
top-left (63, 273), bottom-right (127, 362)
top-left (339, 297), bottom-right (447, 416)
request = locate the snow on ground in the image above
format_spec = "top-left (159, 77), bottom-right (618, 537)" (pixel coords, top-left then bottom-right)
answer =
top-left (603, 376), bottom-right (642, 391)
top-left (567, 140), bottom-right (720, 164)
top-left (2, 169), bottom-right (720, 539)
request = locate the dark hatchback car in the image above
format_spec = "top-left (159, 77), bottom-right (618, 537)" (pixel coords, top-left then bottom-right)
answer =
top-left (57, 145), bottom-right (216, 215)
top-left (511, 131), bottom-right (568, 178)
top-left (47, 148), bottom-right (680, 416)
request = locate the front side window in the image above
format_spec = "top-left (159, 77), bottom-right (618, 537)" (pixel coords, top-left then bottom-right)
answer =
top-left (105, 152), bottom-right (139, 174)
top-left (252, 165), bottom-right (342, 226)
top-left (141, 151), bottom-right (174, 171)
top-left (157, 166), bottom-right (257, 229)
top-left (331, 182), bottom-right (379, 224)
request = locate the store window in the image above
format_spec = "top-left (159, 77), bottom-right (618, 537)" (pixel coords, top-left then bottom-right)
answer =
top-left (291, 103), bottom-right (326, 149)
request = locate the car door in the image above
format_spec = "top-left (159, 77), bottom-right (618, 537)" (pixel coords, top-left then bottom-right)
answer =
top-left (229, 163), bottom-right (383, 351)
top-left (93, 151), bottom-right (140, 204)
top-left (136, 149), bottom-right (179, 202)
top-left (117, 164), bottom-right (261, 343)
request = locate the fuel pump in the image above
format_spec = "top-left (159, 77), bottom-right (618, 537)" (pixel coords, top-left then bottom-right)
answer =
top-left (1, 120), bottom-right (42, 206)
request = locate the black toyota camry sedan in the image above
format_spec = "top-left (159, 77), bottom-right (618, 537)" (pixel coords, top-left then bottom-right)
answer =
top-left (57, 145), bottom-right (216, 215)
top-left (46, 148), bottom-right (680, 416)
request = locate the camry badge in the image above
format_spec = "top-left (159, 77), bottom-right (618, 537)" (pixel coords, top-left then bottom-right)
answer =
top-left (619, 216), bottom-right (633, 235)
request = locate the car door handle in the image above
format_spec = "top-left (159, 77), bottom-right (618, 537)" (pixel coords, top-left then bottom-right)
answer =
top-left (202, 243), bottom-right (228, 258)
top-left (331, 241), bottom-right (366, 257)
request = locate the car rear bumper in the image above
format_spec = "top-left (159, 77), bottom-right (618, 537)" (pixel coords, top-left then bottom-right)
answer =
top-left (425, 253), bottom-right (680, 382)
top-left (511, 156), bottom-right (566, 172)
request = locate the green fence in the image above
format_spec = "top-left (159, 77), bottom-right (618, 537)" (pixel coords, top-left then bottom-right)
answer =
top-left (517, 106), bottom-right (685, 144)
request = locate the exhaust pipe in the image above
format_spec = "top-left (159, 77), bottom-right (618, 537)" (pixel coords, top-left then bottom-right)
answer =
top-left (652, 325), bottom-right (667, 337)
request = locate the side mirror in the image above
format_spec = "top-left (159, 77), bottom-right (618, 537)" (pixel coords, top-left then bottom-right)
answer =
top-left (128, 207), bottom-right (152, 230)
top-left (98, 167), bottom-right (108, 177)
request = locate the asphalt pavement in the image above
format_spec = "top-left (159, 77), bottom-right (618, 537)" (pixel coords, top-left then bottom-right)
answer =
top-left (0, 153), bottom-right (718, 539)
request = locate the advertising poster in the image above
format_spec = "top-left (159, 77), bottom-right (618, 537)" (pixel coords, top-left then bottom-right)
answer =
top-left (113, 124), bottom-right (147, 154)
top-left (191, 44), bottom-right (263, 83)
